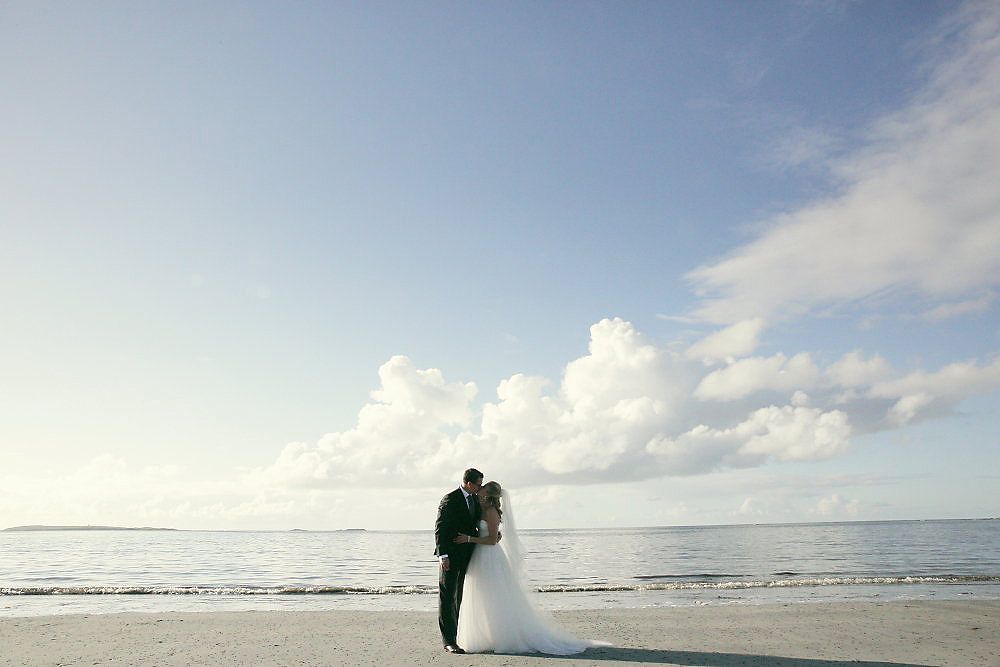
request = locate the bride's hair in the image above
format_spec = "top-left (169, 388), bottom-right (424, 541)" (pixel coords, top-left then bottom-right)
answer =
top-left (482, 481), bottom-right (502, 520)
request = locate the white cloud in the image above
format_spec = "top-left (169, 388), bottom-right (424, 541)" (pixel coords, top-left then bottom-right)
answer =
top-left (370, 355), bottom-right (476, 425)
top-left (646, 404), bottom-right (851, 474)
top-left (886, 392), bottom-right (934, 427)
top-left (826, 351), bottom-right (892, 387)
top-left (739, 405), bottom-right (850, 461)
top-left (918, 293), bottom-right (994, 322)
top-left (561, 318), bottom-right (681, 414)
top-left (248, 306), bottom-right (1000, 490)
top-left (464, 318), bottom-right (695, 481)
top-left (736, 496), bottom-right (759, 516)
top-left (790, 390), bottom-right (810, 407)
top-left (815, 493), bottom-right (861, 517)
top-left (4, 315), bottom-right (994, 527)
top-left (693, 352), bottom-right (820, 401)
top-left (868, 356), bottom-right (1000, 425)
top-left (685, 317), bottom-right (765, 363)
top-left (250, 355), bottom-right (478, 488)
top-left (250, 319), bottom-right (853, 487)
top-left (141, 463), bottom-right (181, 477)
top-left (6, 315), bottom-right (977, 528)
top-left (686, 3), bottom-right (1000, 325)
top-left (869, 356), bottom-right (1000, 400)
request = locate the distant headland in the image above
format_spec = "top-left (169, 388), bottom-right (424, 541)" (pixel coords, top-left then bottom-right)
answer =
top-left (3, 525), bottom-right (370, 532)
top-left (3, 525), bottom-right (177, 532)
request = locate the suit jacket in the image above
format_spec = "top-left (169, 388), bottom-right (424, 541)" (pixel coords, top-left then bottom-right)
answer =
top-left (434, 488), bottom-right (481, 569)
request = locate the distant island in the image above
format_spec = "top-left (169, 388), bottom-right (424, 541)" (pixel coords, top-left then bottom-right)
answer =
top-left (3, 525), bottom-right (177, 532)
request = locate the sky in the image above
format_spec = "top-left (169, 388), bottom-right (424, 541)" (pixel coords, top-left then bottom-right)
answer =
top-left (2, 1), bottom-right (999, 530)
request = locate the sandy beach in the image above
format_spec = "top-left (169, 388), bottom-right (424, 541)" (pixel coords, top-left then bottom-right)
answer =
top-left (1, 600), bottom-right (997, 666)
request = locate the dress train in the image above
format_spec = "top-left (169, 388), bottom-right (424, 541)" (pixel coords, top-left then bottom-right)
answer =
top-left (456, 520), bottom-right (609, 655)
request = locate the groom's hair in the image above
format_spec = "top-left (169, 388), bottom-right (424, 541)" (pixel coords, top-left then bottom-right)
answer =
top-left (463, 468), bottom-right (484, 484)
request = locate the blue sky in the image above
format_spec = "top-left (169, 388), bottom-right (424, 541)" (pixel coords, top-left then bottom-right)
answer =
top-left (2, 1), bottom-right (998, 529)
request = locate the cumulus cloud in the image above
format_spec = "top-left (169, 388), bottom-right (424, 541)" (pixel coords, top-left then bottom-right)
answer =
top-left (646, 404), bottom-right (850, 474)
top-left (23, 329), bottom-right (988, 528)
top-left (252, 319), bottom-right (695, 487)
top-left (253, 316), bottom-right (1000, 489)
top-left (686, 3), bottom-right (1000, 325)
top-left (252, 355), bottom-right (477, 487)
top-left (246, 300), bottom-right (1000, 490)
top-left (469, 321), bottom-right (700, 482)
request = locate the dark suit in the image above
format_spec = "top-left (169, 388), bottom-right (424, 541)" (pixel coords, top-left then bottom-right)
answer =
top-left (434, 487), bottom-right (481, 646)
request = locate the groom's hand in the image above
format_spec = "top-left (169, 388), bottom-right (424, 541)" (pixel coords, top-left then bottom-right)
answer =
top-left (440, 557), bottom-right (450, 572)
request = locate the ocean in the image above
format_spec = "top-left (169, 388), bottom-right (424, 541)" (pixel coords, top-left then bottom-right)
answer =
top-left (2, 519), bottom-right (998, 616)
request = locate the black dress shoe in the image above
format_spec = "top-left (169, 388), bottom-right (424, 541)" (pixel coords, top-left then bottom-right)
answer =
top-left (444, 644), bottom-right (466, 654)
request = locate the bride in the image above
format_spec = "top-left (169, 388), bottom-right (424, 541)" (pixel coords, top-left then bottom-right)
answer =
top-left (452, 481), bottom-right (609, 655)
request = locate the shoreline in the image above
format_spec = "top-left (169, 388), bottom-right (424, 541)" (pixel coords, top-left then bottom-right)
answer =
top-left (5, 582), bottom-right (1000, 619)
top-left (2, 600), bottom-right (998, 666)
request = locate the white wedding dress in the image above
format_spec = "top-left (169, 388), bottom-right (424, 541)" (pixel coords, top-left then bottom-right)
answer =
top-left (456, 493), bottom-right (609, 655)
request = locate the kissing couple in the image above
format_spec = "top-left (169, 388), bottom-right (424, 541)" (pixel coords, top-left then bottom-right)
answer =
top-left (434, 468), bottom-right (609, 655)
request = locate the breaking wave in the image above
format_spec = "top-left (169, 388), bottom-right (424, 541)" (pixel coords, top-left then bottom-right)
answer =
top-left (3, 575), bottom-right (998, 596)
top-left (537, 574), bottom-right (1000, 593)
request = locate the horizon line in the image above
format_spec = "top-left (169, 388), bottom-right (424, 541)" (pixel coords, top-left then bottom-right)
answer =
top-left (5, 516), bottom-right (998, 533)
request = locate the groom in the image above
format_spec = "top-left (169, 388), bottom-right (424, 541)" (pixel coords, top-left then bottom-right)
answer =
top-left (434, 467), bottom-right (483, 654)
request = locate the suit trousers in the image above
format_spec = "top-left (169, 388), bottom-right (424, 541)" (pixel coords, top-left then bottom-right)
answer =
top-left (438, 561), bottom-right (467, 646)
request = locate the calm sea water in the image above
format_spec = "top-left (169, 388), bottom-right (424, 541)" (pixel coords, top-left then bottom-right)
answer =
top-left (2, 519), bottom-right (999, 616)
